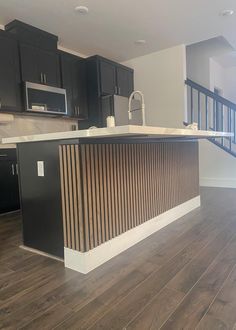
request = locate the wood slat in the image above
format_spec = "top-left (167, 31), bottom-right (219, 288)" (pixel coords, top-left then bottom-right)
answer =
top-left (59, 142), bottom-right (199, 252)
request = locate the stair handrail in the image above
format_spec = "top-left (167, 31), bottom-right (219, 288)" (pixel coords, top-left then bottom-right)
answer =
top-left (185, 79), bottom-right (236, 111)
top-left (185, 78), bottom-right (236, 157)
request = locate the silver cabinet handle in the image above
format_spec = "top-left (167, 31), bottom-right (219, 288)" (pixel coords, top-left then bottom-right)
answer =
top-left (40, 73), bottom-right (43, 84)
top-left (119, 87), bottom-right (121, 95)
top-left (115, 86), bottom-right (118, 94)
top-left (16, 164), bottom-right (18, 176)
top-left (11, 164), bottom-right (15, 176)
top-left (0, 154), bottom-right (7, 157)
top-left (44, 74), bottom-right (47, 84)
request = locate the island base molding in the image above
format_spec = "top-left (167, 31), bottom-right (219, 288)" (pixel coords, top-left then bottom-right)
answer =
top-left (64, 195), bottom-right (200, 274)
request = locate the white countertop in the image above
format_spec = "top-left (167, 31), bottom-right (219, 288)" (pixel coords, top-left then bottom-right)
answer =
top-left (1, 125), bottom-right (233, 144)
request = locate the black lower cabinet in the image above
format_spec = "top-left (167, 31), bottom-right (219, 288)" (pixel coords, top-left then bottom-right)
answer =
top-left (0, 149), bottom-right (20, 214)
top-left (17, 141), bottom-right (64, 258)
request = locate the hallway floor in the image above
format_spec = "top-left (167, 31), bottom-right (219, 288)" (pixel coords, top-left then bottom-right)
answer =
top-left (1, 188), bottom-right (236, 329)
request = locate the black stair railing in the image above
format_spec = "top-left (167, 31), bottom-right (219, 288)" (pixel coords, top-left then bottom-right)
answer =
top-left (185, 78), bottom-right (236, 157)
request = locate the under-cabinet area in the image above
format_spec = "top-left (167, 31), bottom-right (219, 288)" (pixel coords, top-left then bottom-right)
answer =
top-left (0, 20), bottom-right (134, 126)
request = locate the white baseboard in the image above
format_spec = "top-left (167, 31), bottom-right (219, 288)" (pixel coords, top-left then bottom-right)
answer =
top-left (200, 178), bottom-right (236, 189)
top-left (64, 196), bottom-right (201, 274)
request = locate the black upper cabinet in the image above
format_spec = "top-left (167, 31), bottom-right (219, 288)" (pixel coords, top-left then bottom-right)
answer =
top-left (100, 60), bottom-right (116, 95)
top-left (116, 66), bottom-right (134, 97)
top-left (60, 51), bottom-right (88, 119)
top-left (0, 31), bottom-right (22, 112)
top-left (98, 57), bottom-right (134, 97)
top-left (82, 55), bottom-right (134, 128)
top-left (20, 44), bottom-right (60, 87)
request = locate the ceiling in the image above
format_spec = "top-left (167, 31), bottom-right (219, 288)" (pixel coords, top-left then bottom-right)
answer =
top-left (0, 0), bottom-right (236, 62)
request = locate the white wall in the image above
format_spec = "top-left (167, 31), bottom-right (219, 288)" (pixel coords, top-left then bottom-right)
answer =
top-left (186, 45), bottom-right (210, 87)
top-left (209, 58), bottom-right (224, 94)
top-left (199, 140), bottom-right (236, 188)
top-left (123, 45), bottom-right (187, 128)
top-left (223, 66), bottom-right (236, 103)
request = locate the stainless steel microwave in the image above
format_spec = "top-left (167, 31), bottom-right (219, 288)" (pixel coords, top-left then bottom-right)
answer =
top-left (25, 82), bottom-right (67, 115)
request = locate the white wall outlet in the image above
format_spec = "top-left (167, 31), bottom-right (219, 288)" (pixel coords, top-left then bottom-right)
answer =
top-left (37, 161), bottom-right (45, 177)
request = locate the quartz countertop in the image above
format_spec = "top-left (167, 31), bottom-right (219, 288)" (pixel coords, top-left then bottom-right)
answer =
top-left (1, 125), bottom-right (233, 144)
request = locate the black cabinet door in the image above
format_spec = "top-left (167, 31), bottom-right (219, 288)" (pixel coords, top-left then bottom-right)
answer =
top-left (116, 66), bottom-right (134, 97)
top-left (38, 49), bottom-right (60, 87)
top-left (20, 44), bottom-right (60, 87)
top-left (60, 53), bottom-right (74, 116)
top-left (73, 59), bottom-right (88, 119)
top-left (0, 157), bottom-right (20, 214)
top-left (0, 32), bottom-right (22, 112)
top-left (99, 60), bottom-right (116, 95)
top-left (0, 161), bottom-right (12, 212)
top-left (20, 44), bottom-right (40, 83)
top-left (60, 52), bottom-right (88, 119)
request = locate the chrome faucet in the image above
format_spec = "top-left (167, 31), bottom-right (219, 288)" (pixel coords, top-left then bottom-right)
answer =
top-left (128, 91), bottom-right (146, 126)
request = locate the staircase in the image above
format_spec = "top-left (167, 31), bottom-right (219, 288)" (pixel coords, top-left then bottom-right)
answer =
top-left (185, 79), bottom-right (236, 157)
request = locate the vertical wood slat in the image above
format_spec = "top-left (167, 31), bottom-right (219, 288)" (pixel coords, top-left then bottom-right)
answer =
top-left (59, 142), bottom-right (199, 252)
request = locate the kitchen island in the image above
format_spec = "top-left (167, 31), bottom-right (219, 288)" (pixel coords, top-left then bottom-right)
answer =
top-left (2, 125), bottom-right (232, 273)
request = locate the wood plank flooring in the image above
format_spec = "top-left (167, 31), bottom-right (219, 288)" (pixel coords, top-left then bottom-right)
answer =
top-left (1, 188), bottom-right (236, 329)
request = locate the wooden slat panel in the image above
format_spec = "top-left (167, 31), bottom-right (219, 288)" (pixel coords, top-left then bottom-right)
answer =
top-left (59, 142), bottom-right (199, 252)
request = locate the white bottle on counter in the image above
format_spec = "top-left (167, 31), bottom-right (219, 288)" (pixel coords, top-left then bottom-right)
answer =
top-left (106, 116), bottom-right (115, 128)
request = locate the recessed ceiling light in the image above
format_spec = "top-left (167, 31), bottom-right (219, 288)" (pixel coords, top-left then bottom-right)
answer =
top-left (75, 6), bottom-right (89, 14)
top-left (135, 39), bottom-right (146, 45)
top-left (220, 9), bottom-right (234, 16)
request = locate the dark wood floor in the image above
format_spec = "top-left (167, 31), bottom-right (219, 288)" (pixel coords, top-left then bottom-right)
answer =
top-left (1, 188), bottom-right (236, 329)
